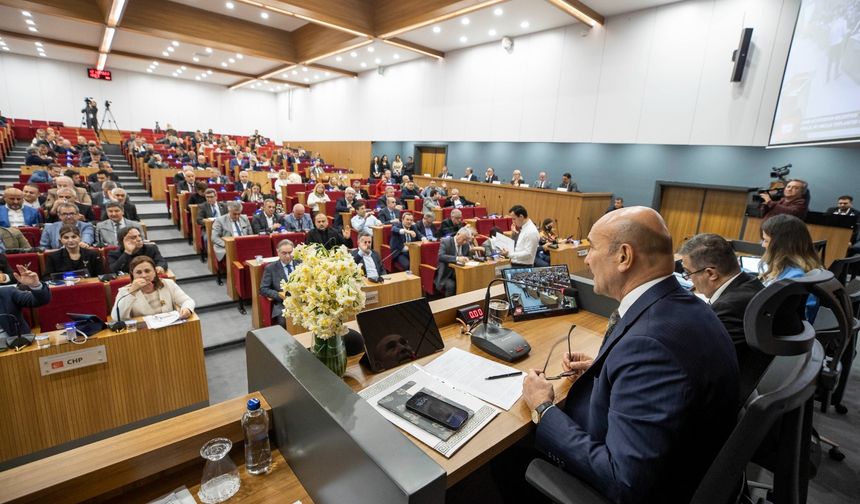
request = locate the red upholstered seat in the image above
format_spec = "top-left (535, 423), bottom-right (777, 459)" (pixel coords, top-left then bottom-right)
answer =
top-left (460, 207), bottom-right (475, 219)
top-left (412, 199), bottom-right (423, 212)
top-left (18, 227), bottom-right (41, 248)
top-left (37, 282), bottom-right (109, 332)
top-left (241, 202), bottom-right (258, 216)
top-left (324, 200), bottom-right (338, 217)
top-left (108, 276), bottom-right (132, 315)
top-left (6, 252), bottom-right (41, 278)
top-left (475, 218), bottom-right (495, 236)
top-left (231, 236), bottom-right (274, 301)
top-left (270, 232), bottom-right (305, 248)
top-left (380, 225), bottom-right (395, 272)
top-left (418, 241), bottom-right (441, 295)
top-left (494, 217), bottom-right (513, 231)
top-left (473, 207), bottom-right (487, 218)
top-left (442, 207), bottom-right (453, 220)
top-left (216, 191), bottom-right (242, 201)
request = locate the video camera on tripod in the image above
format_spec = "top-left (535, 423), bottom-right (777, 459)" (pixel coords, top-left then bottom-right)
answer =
top-left (752, 163), bottom-right (792, 203)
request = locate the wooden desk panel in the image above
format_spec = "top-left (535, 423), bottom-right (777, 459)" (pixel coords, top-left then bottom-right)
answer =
top-left (548, 242), bottom-right (590, 273)
top-left (189, 204), bottom-right (203, 254)
top-left (205, 219), bottom-right (217, 274)
top-left (0, 316), bottom-right (207, 465)
top-left (743, 217), bottom-right (851, 267)
top-left (245, 170), bottom-right (275, 195)
top-left (150, 168), bottom-right (219, 201)
top-left (453, 258), bottom-right (510, 294)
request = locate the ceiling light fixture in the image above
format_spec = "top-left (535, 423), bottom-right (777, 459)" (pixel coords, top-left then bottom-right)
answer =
top-left (494, 7), bottom-right (503, 16)
top-left (107, 0), bottom-right (126, 26)
top-left (167, 46), bottom-right (175, 52)
top-left (314, 75), bottom-right (319, 79)
top-left (207, 69), bottom-right (213, 74)
top-left (225, 2), bottom-right (234, 8)
top-left (260, 12), bottom-right (269, 19)
top-left (99, 27), bottom-right (116, 53)
top-left (2, 47), bottom-right (9, 51)
top-left (520, 20), bottom-right (530, 29)
top-left (25, 19), bottom-right (35, 26)
top-left (180, 65), bottom-right (187, 70)
top-left (38, 52), bottom-right (46, 57)
top-left (304, 78), bottom-right (309, 82)
top-left (97, 52), bottom-right (107, 70)
top-left (302, 66), bottom-right (308, 72)
top-left (459, 35), bottom-right (468, 43)
top-left (171, 40), bottom-right (179, 47)
top-left (432, 26), bottom-right (441, 34)
top-left (34, 42), bottom-right (42, 47)
top-left (195, 76), bottom-right (201, 80)
top-left (193, 57), bottom-right (199, 62)
top-left (153, 61), bottom-right (159, 65)
top-left (0, 42), bottom-right (6, 47)
top-left (325, 71), bottom-right (331, 76)
top-left (393, 53), bottom-right (400, 60)
top-left (21, 11), bottom-right (31, 17)
top-left (382, 39), bottom-right (444, 61)
top-left (36, 47), bottom-right (44, 52)
top-left (360, 62), bottom-right (367, 67)
top-left (292, 70), bottom-right (297, 75)
top-left (236, 53), bottom-right (243, 59)
top-left (488, 29), bottom-right (497, 36)
top-left (162, 51), bottom-right (169, 56)
top-left (374, 58), bottom-right (381, 64)
top-left (350, 51), bottom-right (357, 58)
top-left (221, 62), bottom-right (228, 67)
top-left (28, 27), bottom-right (38, 33)
top-left (228, 58), bottom-right (235, 63)
top-left (367, 46), bottom-right (374, 53)
top-left (205, 47), bottom-right (213, 53)
top-left (146, 68), bottom-right (153, 73)
top-left (336, 56), bottom-right (342, 62)
top-left (461, 17), bottom-right (470, 25)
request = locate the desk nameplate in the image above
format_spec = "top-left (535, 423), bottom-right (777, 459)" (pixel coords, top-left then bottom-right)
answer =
top-left (39, 345), bottom-right (107, 376)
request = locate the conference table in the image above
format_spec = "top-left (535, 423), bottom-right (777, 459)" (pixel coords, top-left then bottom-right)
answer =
top-left (451, 257), bottom-right (511, 294)
top-left (1, 287), bottom-right (608, 503)
top-left (548, 241), bottom-right (591, 273)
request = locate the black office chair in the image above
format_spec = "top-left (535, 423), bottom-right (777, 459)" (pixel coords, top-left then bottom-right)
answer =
top-left (731, 239), bottom-right (765, 256)
top-left (825, 255), bottom-right (860, 415)
top-left (525, 273), bottom-right (834, 504)
top-left (812, 240), bottom-right (827, 266)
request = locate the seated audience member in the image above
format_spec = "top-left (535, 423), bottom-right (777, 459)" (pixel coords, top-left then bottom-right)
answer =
top-left (306, 183), bottom-right (331, 207)
top-left (308, 160), bottom-right (325, 181)
top-left (111, 256), bottom-right (194, 320)
top-left (510, 169), bottom-right (526, 187)
top-left (242, 183), bottom-right (265, 203)
top-left (188, 181), bottom-right (209, 206)
top-left (400, 180), bottom-right (422, 201)
top-left (391, 212), bottom-right (426, 270)
top-left (284, 203), bottom-right (314, 232)
top-left (88, 170), bottom-right (109, 194)
top-left (96, 201), bottom-right (144, 246)
top-left (92, 181), bottom-right (117, 209)
top-left (211, 201), bottom-right (253, 262)
top-left (380, 154), bottom-right (391, 173)
top-left (22, 184), bottom-right (45, 209)
top-left (197, 189), bottom-right (228, 224)
top-left (557, 172), bottom-right (579, 192)
top-left (535, 218), bottom-right (558, 267)
top-left (351, 203), bottom-right (383, 234)
top-left (111, 188), bottom-right (139, 221)
top-left (45, 176), bottom-right (93, 207)
top-left (415, 213), bottom-right (439, 241)
top-left (421, 180), bottom-right (447, 199)
top-left (462, 167), bottom-right (478, 182)
top-left (378, 196), bottom-right (402, 224)
top-left (55, 139), bottom-right (77, 156)
top-left (483, 226), bottom-right (504, 257)
top-left (376, 186), bottom-right (401, 210)
top-left (46, 188), bottom-right (95, 223)
top-left (177, 170), bottom-right (196, 193)
top-left (439, 209), bottom-right (465, 238)
top-left (501, 205), bottom-right (539, 267)
top-left (1, 225), bottom-right (30, 252)
top-left (370, 156), bottom-right (383, 180)
top-left (260, 239), bottom-right (298, 327)
top-left (0, 264), bottom-right (51, 336)
top-left (443, 188), bottom-right (474, 208)
top-left (760, 179), bottom-right (809, 221)
top-left (147, 153), bottom-right (169, 169)
top-left (435, 227), bottom-right (477, 296)
top-left (351, 179), bottom-right (369, 200)
top-left (352, 231), bottom-right (386, 278)
top-left (678, 234), bottom-right (768, 399)
top-left (515, 206), bottom-right (738, 504)
top-left (606, 196), bottom-right (625, 214)
top-left (760, 214), bottom-right (822, 321)
top-left (40, 203), bottom-right (95, 249)
top-left (108, 227), bottom-right (168, 274)
top-left (234, 171), bottom-right (253, 193)
top-left (29, 163), bottom-right (62, 184)
top-left (93, 162), bottom-right (119, 182)
top-left (251, 199), bottom-right (284, 234)
top-left (307, 213), bottom-right (352, 250)
top-left (335, 188), bottom-right (360, 227)
top-left (0, 253), bottom-right (16, 284)
top-left (0, 188), bottom-right (41, 227)
top-left (484, 167), bottom-right (499, 183)
top-left (827, 194), bottom-right (857, 218)
top-left (193, 154), bottom-right (210, 169)
top-left (25, 145), bottom-right (53, 166)
top-left (378, 169), bottom-right (396, 186)
top-left (532, 171), bottom-right (552, 189)
top-left (422, 189), bottom-right (442, 217)
top-left (438, 165), bottom-right (453, 179)
top-left (286, 170), bottom-right (303, 185)
top-left (43, 225), bottom-right (103, 279)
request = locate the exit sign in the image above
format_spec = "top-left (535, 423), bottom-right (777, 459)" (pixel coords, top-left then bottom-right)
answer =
top-left (87, 68), bottom-right (112, 80)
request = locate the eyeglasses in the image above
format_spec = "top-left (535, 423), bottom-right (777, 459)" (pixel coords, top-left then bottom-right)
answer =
top-left (59, 212), bottom-right (78, 217)
top-left (681, 266), bottom-right (713, 280)
top-left (541, 324), bottom-right (578, 381)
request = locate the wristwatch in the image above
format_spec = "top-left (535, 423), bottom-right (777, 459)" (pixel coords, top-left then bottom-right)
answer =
top-left (531, 401), bottom-right (555, 425)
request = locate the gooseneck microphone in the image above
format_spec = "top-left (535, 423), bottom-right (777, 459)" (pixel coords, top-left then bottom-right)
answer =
top-left (109, 291), bottom-right (134, 331)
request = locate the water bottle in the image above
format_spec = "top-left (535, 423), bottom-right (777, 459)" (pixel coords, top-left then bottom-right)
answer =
top-left (242, 398), bottom-right (271, 475)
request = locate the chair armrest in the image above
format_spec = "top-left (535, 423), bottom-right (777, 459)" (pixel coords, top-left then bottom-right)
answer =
top-left (525, 459), bottom-right (608, 504)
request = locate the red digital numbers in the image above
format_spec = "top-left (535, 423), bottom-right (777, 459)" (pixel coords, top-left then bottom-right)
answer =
top-left (468, 308), bottom-right (483, 319)
top-left (87, 68), bottom-right (112, 80)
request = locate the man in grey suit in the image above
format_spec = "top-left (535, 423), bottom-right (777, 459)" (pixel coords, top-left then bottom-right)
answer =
top-left (532, 171), bottom-right (553, 190)
top-left (260, 239), bottom-right (299, 327)
top-left (435, 227), bottom-right (476, 296)
top-left (96, 201), bottom-right (143, 246)
top-left (283, 203), bottom-right (313, 232)
top-left (251, 198), bottom-right (285, 234)
top-left (557, 172), bottom-right (579, 192)
top-left (211, 201), bottom-right (253, 261)
top-left (91, 180), bottom-right (117, 209)
top-left (196, 189), bottom-right (229, 225)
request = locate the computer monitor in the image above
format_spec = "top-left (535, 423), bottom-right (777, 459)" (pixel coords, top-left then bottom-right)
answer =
top-left (739, 256), bottom-right (765, 275)
top-left (502, 264), bottom-right (578, 321)
top-left (356, 298), bottom-right (445, 373)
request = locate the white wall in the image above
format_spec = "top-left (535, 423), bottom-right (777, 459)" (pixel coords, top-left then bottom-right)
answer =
top-left (278, 0), bottom-right (800, 146)
top-left (0, 53), bottom-right (279, 136)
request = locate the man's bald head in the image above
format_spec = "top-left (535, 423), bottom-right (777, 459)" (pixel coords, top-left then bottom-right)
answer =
top-left (4, 188), bottom-right (24, 210)
top-left (599, 207), bottom-right (673, 262)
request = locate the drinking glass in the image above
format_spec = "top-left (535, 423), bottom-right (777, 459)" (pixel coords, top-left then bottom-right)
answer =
top-left (198, 438), bottom-right (240, 504)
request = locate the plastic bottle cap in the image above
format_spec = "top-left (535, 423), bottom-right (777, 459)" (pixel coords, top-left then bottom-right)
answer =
top-left (247, 398), bottom-right (261, 411)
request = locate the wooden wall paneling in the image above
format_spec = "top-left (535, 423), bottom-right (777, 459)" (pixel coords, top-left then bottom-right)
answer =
top-left (698, 190), bottom-right (748, 239)
top-left (744, 217), bottom-right (851, 268)
top-left (283, 141), bottom-right (372, 175)
top-left (658, 186), bottom-right (705, 251)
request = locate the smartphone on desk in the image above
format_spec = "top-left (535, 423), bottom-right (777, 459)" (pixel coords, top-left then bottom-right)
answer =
top-left (405, 391), bottom-right (469, 431)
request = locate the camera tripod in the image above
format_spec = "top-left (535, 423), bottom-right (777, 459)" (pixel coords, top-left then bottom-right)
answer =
top-left (98, 102), bottom-right (121, 144)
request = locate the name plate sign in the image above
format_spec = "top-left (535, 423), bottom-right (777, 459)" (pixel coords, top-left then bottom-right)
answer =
top-left (364, 289), bottom-right (379, 306)
top-left (39, 345), bottom-right (107, 376)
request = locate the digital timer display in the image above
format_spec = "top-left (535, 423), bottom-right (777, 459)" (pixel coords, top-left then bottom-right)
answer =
top-left (457, 304), bottom-right (485, 324)
top-left (467, 308), bottom-right (484, 320)
top-left (87, 68), bottom-right (112, 80)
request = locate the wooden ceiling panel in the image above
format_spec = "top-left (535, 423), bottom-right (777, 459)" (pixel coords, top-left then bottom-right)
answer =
top-left (267, 0), bottom-right (374, 37)
top-left (0, 0), bottom-right (104, 25)
top-left (292, 22), bottom-right (370, 63)
top-left (372, 0), bottom-right (504, 38)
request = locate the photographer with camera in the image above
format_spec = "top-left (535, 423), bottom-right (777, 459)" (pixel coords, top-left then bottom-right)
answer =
top-left (82, 98), bottom-right (99, 134)
top-left (760, 178), bottom-right (809, 222)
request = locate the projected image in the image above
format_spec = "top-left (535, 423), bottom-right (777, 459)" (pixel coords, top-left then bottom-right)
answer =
top-left (502, 265), bottom-right (577, 320)
top-left (770, 0), bottom-right (860, 146)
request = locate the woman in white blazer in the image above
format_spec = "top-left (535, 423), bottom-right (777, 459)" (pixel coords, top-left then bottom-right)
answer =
top-left (111, 256), bottom-right (195, 320)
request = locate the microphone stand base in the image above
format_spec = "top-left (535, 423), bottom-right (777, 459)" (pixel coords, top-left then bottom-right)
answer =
top-left (470, 324), bottom-right (530, 362)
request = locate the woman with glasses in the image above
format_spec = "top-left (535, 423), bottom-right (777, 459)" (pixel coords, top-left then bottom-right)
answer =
top-left (760, 214), bottom-right (822, 321)
top-left (111, 255), bottom-right (195, 320)
top-left (43, 224), bottom-right (103, 279)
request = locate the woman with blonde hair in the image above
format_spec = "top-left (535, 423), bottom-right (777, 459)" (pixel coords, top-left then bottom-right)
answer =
top-left (760, 214), bottom-right (822, 320)
top-left (306, 182), bottom-right (331, 207)
top-left (273, 169), bottom-right (290, 201)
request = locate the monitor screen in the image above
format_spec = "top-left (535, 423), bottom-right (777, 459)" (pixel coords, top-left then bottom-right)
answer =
top-left (502, 264), bottom-right (578, 321)
top-left (740, 256), bottom-right (765, 274)
top-left (356, 298), bottom-right (445, 373)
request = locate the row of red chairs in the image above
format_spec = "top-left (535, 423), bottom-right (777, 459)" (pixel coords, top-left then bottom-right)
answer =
top-left (6, 247), bottom-right (120, 279)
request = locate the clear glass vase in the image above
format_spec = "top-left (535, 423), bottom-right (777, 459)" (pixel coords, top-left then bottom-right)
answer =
top-left (312, 332), bottom-right (347, 377)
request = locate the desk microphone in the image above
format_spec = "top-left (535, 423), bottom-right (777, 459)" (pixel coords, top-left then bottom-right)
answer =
top-left (0, 313), bottom-right (33, 351)
top-left (576, 216), bottom-right (583, 242)
top-left (109, 291), bottom-right (133, 331)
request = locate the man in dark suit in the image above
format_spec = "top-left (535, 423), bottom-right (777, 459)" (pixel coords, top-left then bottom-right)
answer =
top-left (442, 188), bottom-right (474, 208)
top-left (350, 179), bottom-right (369, 200)
top-left (827, 195), bottom-right (860, 248)
top-left (260, 238), bottom-right (299, 327)
top-left (251, 199), bottom-right (284, 234)
top-left (111, 188), bottom-right (139, 222)
top-left (435, 227), bottom-right (475, 296)
top-left (462, 167), bottom-right (478, 182)
top-left (557, 172), bottom-right (579, 192)
top-left (678, 233), bottom-right (768, 399)
top-left (520, 207), bottom-right (739, 503)
top-left (334, 188), bottom-right (359, 227)
top-left (483, 167), bottom-right (499, 183)
top-left (414, 213), bottom-right (439, 241)
top-left (390, 212), bottom-right (426, 271)
top-left (0, 264), bottom-right (51, 339)
top-left (196, 189), bottom-right (228, 225)
top-left (378, 196), bottom-right (402, 224)
top-left (234, 171), bottom-right (253, 193)
top-left (352, 231), bottom-right (386, 279)
top-left (306, 213), bottom-right (352, 250)
top-left (439, 209), bottom-right (465, 238)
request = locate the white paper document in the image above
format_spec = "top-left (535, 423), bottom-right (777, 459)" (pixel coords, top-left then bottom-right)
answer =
top-left (490, 233), bottom-right (515, 253)
top-left (143, 311), bottom-right (184, 330)
top-left (424, 348), bottom-right (524, 410)
top-left (359, 364), bottom-right (499, 458)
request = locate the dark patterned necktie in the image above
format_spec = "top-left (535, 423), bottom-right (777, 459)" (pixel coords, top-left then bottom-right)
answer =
top-left (598, 310), bottom-right (621, 354)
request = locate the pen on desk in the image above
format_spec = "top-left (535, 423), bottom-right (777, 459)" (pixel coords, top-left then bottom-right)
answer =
top-left (485, 371), bottom-right (523, 380)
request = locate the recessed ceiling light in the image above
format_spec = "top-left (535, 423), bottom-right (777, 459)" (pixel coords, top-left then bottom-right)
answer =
top-left (172, 72), bottom-right (177, 76)
top-left (153, 61), bottom-right (159, 65)
top-left (21, 11), bottom-right (31, 17)
top-left (38, 52), bottom-right (46, 57)
top-left (36, 47), bottom-right (44, 52)
top-left (195, 76), bottom-right (201, 80)
top-left (205, 47), bottom-right (213, 53)
top-left (314, 75), bottom-right (319, 79)
top-left (206, 69), bottom-right (213, 74)
top-left (167, 46), bottom-right (175, 52)
top-left (520, 20), bottom-right (530, 29)
top-left (28, 27), bottom-right (37, 32)
top-left (374, 58), bottom-right (381, 64)
top-left (367, 46), bottom-right (374, 53)
top-left (228, 58), bottom-right (235, 63)
top-left (260, 11), bottom-right (269, 19)
top-left (461, 17), bottom-right (470, 26)
top-left (180, 65), bottom-right (187, 70)
top-left (263, 80), bottom-right (269, 83)
top-left (236, 53), bottom-right (243, 59)
top-left (34, 42), bottom-right (42, 47)
top-left (25, 19), bottom-right (35, 26)
top-left (0, 42), bottom-right (6, 47)
top-left (146, 68), bottom-right (153, 73)
top-left (1, 47), bottom-right (9, 51)
top-left (276, 86), bottom-right (281, 90)
top-left (360, 62), bottom-right (367, 68)
top-left (336, 56), bottom-right (342, 62)
top-left (350, 51), bottom-right (357, 58)
top-left (488, 29), bottom-right (497, 36)
top-left (393, 53), bottom-right (400, 60)
top-left (432, 26), bottom-right (441, 34)
top-left (193, 56), bottom-right (199, 62)
top-left (494, 8), bottom-right (503, 16)
top-left (324, 71), bottom-right (330, 76)
top-left (302, 66), bottom-right (308, 72)
top-left (459, 35), bottom-right (468, 43)
top-left (292, 70), bottom-right (297, 75)
top-left (304, 78), bottom-right (309, 82)
top-left (282, 72), bottom-right (288, 77)
top-left (221, 62), bottom-right (228, 67)
top-left (225, 1), bottom-right (234, 8)
top-left (162, 51), bottom-right (169, 56)
top-left (171, 41), bottom-right (179, 47)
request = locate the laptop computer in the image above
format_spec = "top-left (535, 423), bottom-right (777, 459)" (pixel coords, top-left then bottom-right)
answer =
top-left (356, 298), bottom-right (445, 373)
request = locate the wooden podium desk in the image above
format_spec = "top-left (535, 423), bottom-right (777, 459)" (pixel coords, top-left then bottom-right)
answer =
top-left (0, 315), bottom-right (207, 469)
top-left (204, 218), bottom-right (217, 274)
top-left (743, 216), bottom-right (851, 267)
top-left (548, 242), bottom-right (591, 273)
top-left (452, 258), bottom-right (511, 294)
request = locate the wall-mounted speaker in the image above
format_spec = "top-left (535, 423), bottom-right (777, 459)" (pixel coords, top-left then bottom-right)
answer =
top-left (378, 65), bottom-right (386, 76)
top-left (730, 27), bottom-right (753, 82)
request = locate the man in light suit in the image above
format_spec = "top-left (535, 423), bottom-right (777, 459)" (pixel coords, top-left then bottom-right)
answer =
top-left (40, 203), bottom-right (95, 250)
top-left (435, 227), bottom-right (475, 296)
top-left (519, 207), bottom-right (739, 503)
top-left (44, 176), bottom-right (93, 207)
top-left (0, 188), bottom-right (41, 227)
top-left (251, 198), bottom-right (284, 234)
top-left (352, 231), bottom-right (386, 279)
top-left (260, 239), bottom-right (299, 327)
top-left (283, 203), bottom-right (313, 232)
top-left (96, 201), bottom-right (144, 247)
top-left (532, 171), bottom-right (553, 189)
top-left (211, 201), bottom-right (253, 262)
